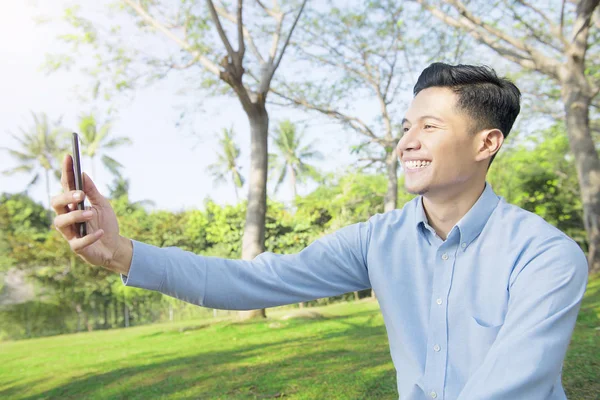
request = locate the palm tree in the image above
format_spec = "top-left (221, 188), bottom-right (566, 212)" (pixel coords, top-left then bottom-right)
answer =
top-left (207, 127), bottom-right (245, 201)
top-left (108, 174), bottom-right (156, 209)
top-left (77, 113), bottom-right (132, 181)
top-left (270, 120), bottom-right (323, 200)
top-left (1, 112), bottom-right (66, 210)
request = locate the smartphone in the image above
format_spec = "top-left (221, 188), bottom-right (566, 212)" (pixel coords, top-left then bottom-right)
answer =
top-left (71, 132), bottom-right (87, 237)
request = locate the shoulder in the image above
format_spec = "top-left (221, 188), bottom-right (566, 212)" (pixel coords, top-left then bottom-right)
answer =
top-left (491, 199), bottom-right (588, 283)
top-left (365, 196), bottom-right (420, 229)
top-left (492, 198), bottom-right (577, 244)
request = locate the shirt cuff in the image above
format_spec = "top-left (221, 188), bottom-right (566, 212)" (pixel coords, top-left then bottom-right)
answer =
top-left (120, 240), bottom-right (166, 291)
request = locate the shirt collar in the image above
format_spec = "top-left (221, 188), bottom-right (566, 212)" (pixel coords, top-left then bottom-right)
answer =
top-left (414, 182), bottom-right (500, 247)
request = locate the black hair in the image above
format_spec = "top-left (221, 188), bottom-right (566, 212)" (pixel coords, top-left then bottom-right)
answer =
top-left (413, 62), bottom-right (521, 167)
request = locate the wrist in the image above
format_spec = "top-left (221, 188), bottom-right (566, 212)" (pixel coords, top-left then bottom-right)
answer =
top-left (110, 236), bottom-right (133, 275)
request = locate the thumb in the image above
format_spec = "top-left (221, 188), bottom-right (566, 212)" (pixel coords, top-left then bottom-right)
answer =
top-left (83, 172), bottom-right (108, 206)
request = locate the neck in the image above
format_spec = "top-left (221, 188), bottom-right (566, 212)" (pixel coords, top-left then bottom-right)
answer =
top-left (422, 179), bottom-right (486, 240)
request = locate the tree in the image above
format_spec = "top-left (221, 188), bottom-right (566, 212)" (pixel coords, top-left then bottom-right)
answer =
top-left (1, 112), bottom-right (66, 212)
top-left (77, 113), bottom-right (132, 181)
top-left (270, 119), bottom-right (322, 200)
top-left (207, 127), bottom-right (245, 201)
top-left (271, 0), bottom-right (465, 212)
top-left (48, 0), bottom-right (309, 318)
top-left (415, 0), bottom-right (600, 273)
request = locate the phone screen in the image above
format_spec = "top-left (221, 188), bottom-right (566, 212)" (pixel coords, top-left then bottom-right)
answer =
top-left (71, 132), bottom-right (87, 237)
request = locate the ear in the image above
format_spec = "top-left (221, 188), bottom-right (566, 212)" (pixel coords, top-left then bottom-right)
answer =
top-left (475, 129), bottom-right (503, 163)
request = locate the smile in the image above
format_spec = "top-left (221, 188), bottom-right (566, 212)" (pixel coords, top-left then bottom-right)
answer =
top-left (404, 160), bottom-right (431, 170)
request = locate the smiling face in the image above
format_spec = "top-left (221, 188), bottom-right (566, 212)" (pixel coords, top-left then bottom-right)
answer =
top-left (398, 87), bottom-right (498, 199)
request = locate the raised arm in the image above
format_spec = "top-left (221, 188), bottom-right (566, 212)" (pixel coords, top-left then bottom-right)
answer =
top-left (121, 221), bottom-right (373, 310)
top-left (457, 238), bottom-right (589, 399)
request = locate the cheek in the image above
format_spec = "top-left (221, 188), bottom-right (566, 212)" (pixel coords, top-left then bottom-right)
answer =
top-left (434, 139), bottom-right (474, 171)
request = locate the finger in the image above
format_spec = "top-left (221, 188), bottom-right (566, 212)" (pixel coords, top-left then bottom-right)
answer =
top-left (54, 209), bottom-right (93, 232)
top-left (70, 229), bottom-right (104, 254)
top-left (51, 190), bottom-right (86, 215)
top-left (82, 172), bottom-right (108, 207)
top-left (61, 154), bottom-right (75, 193)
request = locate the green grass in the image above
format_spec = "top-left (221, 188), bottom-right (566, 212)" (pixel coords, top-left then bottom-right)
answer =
top-left (0, 274), bottom-right (598, 400)
top-left (563, 272), bottom-right (600, 400)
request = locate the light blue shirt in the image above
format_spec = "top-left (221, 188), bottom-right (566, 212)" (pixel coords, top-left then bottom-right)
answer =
top-left (121, 182), bottom-right (588, 399)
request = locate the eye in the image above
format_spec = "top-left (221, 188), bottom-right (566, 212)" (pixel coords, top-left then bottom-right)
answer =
top-left (424, 124), bottom-right (435, 130)
top-left (402, 127), bottom-right (410, 133)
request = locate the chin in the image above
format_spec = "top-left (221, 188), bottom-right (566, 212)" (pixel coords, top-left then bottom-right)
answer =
top-left (404, 182), bottom-right (429, 196)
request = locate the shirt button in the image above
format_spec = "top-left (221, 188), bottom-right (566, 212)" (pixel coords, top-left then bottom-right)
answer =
top-left (436, 298), bottom-right (442, 305)
top-left (434, 344), bottom-right (441, 352)
top-left (441, 253), bottom-right (449, 260)
top-left (461, 242), bottom-right (467, 248)
top-left (430, 391), bottom-right (438, 398)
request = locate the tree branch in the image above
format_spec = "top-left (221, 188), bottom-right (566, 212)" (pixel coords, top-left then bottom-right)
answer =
top-left (256, 0), bottom-right (278, 18)
top-left (169, 56), bottom-right (200, 70)
top-left (561, 0), bottom-right (567, 35)
top-left (516, 0), bottom-right (566, 44)
top-left (122, 0), bottom-right (220, 76)
top-left (205, 0), bottom-right (237, 65)
top-left (358, 157), bottom-right (386, 162)
top-left (418, 0), bottom-right (562, 79)
top-left (271, 0), bottom-right (307, 74)
top-left (214, 5), bottom-right (265, 64)
top-left (270, 85), bottom-right (378, 140)
top-left (236, 0), bottom-right (245, 60)
top-left (268, 12), bottom-right (283, 63)
top-left (507, 0), bottom-right (566, 53)
top-left (383, 35), bottom-right (399, 104)
top-left (259, 0), bottom-right (307, 94)
top-left (570, 0), bottom-right (600, 46)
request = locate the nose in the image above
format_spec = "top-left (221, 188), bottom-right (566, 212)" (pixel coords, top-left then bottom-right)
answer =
top-left (397, 127), bottom-right (421, 157)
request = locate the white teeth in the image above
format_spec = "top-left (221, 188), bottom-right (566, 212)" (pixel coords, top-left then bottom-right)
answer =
top-left (405, 160), bottom-right (431, 169)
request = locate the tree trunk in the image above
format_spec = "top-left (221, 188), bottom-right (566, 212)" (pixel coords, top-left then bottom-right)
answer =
top-left (124, 303), bottom-right (130, 327)
top-left (384, 147), bottom-right (398, 213)
top-left (103, 300), bottom-right (109, 328)
top-left (238, 105), bottom-right (269, 320)
top-left (75, 303), bottom-right (83, 332)
top-left (354, 291), bottom-right (360, 301)
top-left (290, 166), bottom-right (297, 199)
top-left (369, 146), bottom-right (398, 300)
top-left (45, 168), bottom-right (52, 224)
top-left (561, 72), bottom-right (600, 274)
top-left (169, 303), bottom-right (174, 322)
top-left (113, 297), bottom-right (118, 326)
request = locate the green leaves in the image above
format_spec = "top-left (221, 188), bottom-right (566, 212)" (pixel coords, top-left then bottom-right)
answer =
top-left (269, 119), bottom-right (323, 197)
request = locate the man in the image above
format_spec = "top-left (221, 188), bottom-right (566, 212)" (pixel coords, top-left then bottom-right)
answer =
top-left (52, 63), bottom-right (588, 400)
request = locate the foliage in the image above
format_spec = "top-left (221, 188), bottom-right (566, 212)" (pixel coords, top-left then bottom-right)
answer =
top-left (488, 123), bottom-right (586, 249)
top-left (269, 119), bottom-right (323, 198)
top-left (0, 112), bottom-right (68, 207)
top-left (207, 127), bottom-right (245, 200)
top-left (77, 112), bottom-right (132, 178)
top-left (0, 129), bottom-right (589, 338)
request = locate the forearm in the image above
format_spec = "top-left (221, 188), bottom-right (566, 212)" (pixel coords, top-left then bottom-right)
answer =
top-left (120, 222), bottom-right (372, 309)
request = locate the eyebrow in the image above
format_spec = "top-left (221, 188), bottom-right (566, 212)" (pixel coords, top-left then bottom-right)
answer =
top-left (401, 115), bottom-right (446, 125)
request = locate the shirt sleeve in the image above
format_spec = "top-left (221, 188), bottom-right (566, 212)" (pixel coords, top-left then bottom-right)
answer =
top-left (457, 237), bottom-right (589, 400)
top-left (120, 220), bottom-right (372, 310)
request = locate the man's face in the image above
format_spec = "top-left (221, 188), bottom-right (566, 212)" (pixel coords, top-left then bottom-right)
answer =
top-left (397, 87), bottom-right (482, 197)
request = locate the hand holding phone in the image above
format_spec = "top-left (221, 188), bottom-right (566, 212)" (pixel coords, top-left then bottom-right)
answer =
top-left (71, 132), bottom-right (87, 237)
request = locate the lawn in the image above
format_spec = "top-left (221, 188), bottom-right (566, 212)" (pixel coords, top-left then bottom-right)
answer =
top-left (1, 273), bottom-right (598, 400)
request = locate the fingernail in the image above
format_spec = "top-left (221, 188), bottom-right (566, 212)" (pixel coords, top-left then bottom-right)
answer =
top-left (82, 210), bottom-right (93, 218)
top-left (73, 192), bottom-right (81, 200)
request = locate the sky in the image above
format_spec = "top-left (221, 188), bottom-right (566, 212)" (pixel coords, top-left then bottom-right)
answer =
top-left (0, 0), bottom-right (378, 212)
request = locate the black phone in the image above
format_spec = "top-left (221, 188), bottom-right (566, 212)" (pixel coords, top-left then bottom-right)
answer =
top-left (71, 132), bottom-right (87, 237)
